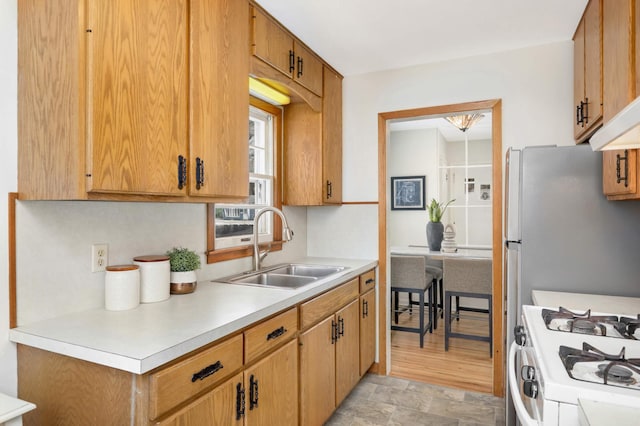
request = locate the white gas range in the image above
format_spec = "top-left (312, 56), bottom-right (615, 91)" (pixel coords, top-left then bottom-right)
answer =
top-left (509, 305), bottom-right (640, 425)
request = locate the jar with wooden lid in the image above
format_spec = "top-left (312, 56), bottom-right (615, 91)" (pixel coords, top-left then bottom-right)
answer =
top-left (105, 265), bottom-right (140, 311)
top-left (133, 255), bottom-right (170, 303)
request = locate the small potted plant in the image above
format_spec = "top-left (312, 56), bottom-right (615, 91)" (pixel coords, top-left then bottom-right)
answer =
top-left (166, 247), bottom-right (201, 294)
top-left (427, 198), bottom-right (455, 251)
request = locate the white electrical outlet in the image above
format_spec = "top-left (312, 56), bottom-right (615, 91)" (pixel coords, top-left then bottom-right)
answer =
top-left (91, 244), bottom-right (108, 272)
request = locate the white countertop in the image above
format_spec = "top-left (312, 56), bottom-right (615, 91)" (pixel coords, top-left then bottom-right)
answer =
top-left (532, 290), bottom-right (640, 315)
top-left (0, 393), bottom-right (35, 423)
top-left (579, 399), bottom-right (640, 426)
top-left (9, 257), bottom-right (377, 375)
top-left (390, 245), bottom-right (492, 259)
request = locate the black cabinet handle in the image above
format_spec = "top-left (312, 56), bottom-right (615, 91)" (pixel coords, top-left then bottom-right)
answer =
top-left (326, 180), bottom-right (332, 199)
top-left (576, 104), bottom-right (583, 126)
top-left (331, 320), bottom-right (337, 344)
top-left (365, 278), bottom-right (374, 286)
top-left (191, 360), bottom-right (223, 382)
top-left (297, 56), bottom-right (303, 78)
top-left (338, 317), bottom-right (345, 338)
top-left (582, 98), bottom-right (589, 124)
top-left (616, 150), bottom-right (629, 187)
top-left (266, 326), bottom-right (287, 341)
top-left (177, 155), bottom-right (187, 190)
top-left (249, 374), bottom-right (259, 410)
top-left (195, 157), bottom-right (204, 190)
top-left (236, 382), bottom-right (245, 420)
top-left (289, 50), bottom-right (295, 73)
top-left (362, 300), bottom-right (368, 318)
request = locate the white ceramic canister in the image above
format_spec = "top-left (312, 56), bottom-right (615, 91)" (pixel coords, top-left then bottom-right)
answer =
top-left (133, 255), bottom-right (170, 303)
top-left (105, 265), bottom-right (140, 311)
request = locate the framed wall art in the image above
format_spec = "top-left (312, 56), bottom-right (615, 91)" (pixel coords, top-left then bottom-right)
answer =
top-left (391, 176), bottom-right (426, 210)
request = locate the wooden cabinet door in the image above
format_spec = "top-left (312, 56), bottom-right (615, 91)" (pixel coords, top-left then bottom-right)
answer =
top-left (573, 17), bottom-right (586, 139)
top-left (583, 0), bottom-right (602, 130)
top-left (244, 339), bottom-right (298, 426)
top-left (603, 0), bottom-right (634, 122)
top-left (252, 7), bottom-right (294, 78)
top-left (87, 0), bottom-right (188, 196)
top-left (293, 42), bottom-right (323, 96)
top-left (190, 0), bottom-right (249, 199)
top-left (603, 149), bottom-right (638, 196)
top-left (359, 289), bottom-right (376, 376)
top-left (335, 300), bottom-right (360, 406)
top-left (299, 316), bottom-right (336, 426)
top-left (322, 66), bottom-right (343, 204)
top-left (157, 372), bottom-right (243, 426)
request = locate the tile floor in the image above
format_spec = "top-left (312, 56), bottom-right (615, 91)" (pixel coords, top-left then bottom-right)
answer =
top-left (325, 374), bottom-right (505, 426)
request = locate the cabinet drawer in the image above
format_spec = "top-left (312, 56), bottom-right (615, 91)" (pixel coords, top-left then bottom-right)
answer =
top-left (300, 278), bottom-right (359, 329)
top-left (148, 334), bottom-right (243, 420)
top-left (359, 270), bottom-right (376, 293)
top-left (244, 307), bottom-right (298, 364)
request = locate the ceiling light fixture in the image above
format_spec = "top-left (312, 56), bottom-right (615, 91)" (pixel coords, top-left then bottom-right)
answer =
top-left (249, 77), bottom-right (291, 106)
top-left (445, 113), bottom-right (484, 132)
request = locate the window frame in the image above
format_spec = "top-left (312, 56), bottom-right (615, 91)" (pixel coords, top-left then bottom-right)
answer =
top-left (206, 97), bottom-right (284, 264)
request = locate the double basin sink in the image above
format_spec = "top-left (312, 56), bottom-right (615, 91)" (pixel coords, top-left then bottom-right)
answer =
top-left (220, 264), bottom-right (347, 289)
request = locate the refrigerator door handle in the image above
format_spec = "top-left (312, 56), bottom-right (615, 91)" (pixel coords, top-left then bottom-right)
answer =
top-left (505, 239), bottom-right (522, 248)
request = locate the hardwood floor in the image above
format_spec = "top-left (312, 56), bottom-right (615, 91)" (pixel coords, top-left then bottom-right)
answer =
top-left (390, 308), bottom-right (493, 394)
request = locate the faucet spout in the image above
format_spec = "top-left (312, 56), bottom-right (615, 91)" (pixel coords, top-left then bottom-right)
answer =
top-left (253, 207), bottom-right (293, 271)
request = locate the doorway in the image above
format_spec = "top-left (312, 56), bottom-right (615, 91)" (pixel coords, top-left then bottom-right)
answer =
top-left (376, 99), bottom-right (504, 396)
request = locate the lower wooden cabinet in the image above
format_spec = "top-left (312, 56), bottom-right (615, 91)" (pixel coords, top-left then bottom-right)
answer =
top-left (157, 373), bottom-right (243, 426)
top-left (243, 339), bottom-right (298, 425)
top-left (299, 286), bottom-right (361, 426)
top-left (359, 288), bottom-right (376, 376)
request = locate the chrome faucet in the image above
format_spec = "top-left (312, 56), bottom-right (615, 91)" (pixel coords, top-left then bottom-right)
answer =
top-left (253, 206), bottom-right (294, 271)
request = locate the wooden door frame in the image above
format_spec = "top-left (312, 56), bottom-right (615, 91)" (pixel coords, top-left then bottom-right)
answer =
top-left (377, 99), bottom-right (504, 396)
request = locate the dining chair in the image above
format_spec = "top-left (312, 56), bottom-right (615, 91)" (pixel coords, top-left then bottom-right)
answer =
top-left (390, 255), bottom-right (434, 348)
top-left (443, 257), bottom-right (492, 356)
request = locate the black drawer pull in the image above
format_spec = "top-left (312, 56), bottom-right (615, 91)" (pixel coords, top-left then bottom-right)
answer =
top-left (191, 360), bottom-right (223, 382)
top-left (616, 150), bottom-right (629, 187)
top-left (365, 278), bottom-right (374, 285)
top-left (266, 326), bottom-right (287, 341)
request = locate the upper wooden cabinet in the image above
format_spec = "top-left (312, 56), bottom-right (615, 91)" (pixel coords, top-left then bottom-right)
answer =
top-left (283, 66), bottom-right (343, 206)
top-left (573, 0), bottom-right (602, 142)
top-left (18, 0), bottom-right (248, 201)
top-left (189, 0), bottom-right (249, 199)
top-left (251, 6), bottom-right (323, 97)
top-left (600, 0), bottom-right (640, 199)
top-left (322, 66), bottom-right (344, 204)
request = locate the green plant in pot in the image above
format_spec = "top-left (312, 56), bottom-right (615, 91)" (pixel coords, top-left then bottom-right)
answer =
top-left (426, 198), bottom-right (455, 251)
top-left (166, 247), bottom-right (201, 294)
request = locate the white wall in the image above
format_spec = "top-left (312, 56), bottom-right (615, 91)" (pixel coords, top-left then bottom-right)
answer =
top-left (388, 128), bottom-right (439, 246)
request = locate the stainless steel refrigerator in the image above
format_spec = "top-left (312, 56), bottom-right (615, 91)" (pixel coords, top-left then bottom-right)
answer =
top-left (504, 144), bottom-right (640, 425)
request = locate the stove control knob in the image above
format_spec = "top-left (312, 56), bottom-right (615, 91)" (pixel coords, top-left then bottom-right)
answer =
top-left (523, 379), bottom-right (538, 399)
top-left (521, 365), bottom-right (536, 380)
top-left (514, 325), bottom-right (527, 346)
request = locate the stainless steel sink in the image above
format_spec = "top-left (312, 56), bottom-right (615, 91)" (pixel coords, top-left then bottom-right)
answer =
top-left (218, 263), bottom-right (348, 289)
top-left (229, 273), bottom-right (317, 288)
top-left (267, 264), bottom-right (346, 278)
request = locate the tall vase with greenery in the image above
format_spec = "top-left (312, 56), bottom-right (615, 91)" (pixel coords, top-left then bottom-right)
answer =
top-left (426, 198), bottom-right (454, 251)
top-left (166, 247), bottom-right (201, 294)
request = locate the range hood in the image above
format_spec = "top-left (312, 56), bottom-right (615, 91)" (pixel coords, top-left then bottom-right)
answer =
top-left (590, 96), bottom-right (640, 151)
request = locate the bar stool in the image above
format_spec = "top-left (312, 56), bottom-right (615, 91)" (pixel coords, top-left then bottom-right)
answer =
top-left (390, 255), bottom-right (434, 348)
top-left (443, 258), bottom-right (492, 357)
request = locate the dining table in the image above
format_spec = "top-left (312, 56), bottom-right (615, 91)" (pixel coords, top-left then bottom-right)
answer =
top-left (390, 245), bottom-right (493, 260)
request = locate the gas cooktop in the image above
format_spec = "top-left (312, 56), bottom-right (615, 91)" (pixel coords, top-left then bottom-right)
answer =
top-left (542, 307), bottom-right (640, 339)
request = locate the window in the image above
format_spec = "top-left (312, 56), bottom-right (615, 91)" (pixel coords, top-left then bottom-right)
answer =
top-left (206, 98), bottom-right (283, 263)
